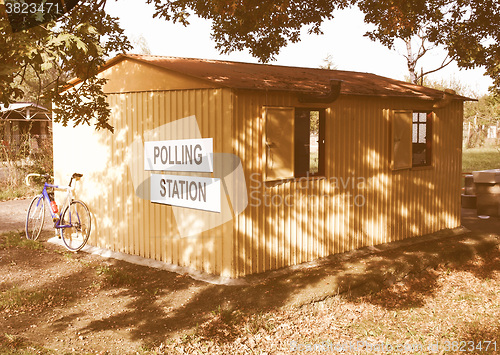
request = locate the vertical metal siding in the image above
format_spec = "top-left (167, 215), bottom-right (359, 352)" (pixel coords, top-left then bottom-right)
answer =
top-left (54, 88), bottom-right (234, 276)
top-left (54, 86), bottom-right (462, 278)
top-left (232, 91), bottom-right (462, 277)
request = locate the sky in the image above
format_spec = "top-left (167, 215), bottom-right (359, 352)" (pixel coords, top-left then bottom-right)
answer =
top-left (105, 1), bottom-right (493, 97)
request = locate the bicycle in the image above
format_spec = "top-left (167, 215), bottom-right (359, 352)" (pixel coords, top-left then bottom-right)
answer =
top-left (25, 172), bottom-right (92, 251)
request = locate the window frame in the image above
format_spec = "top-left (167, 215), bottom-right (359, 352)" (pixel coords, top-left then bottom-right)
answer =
top-left (294, 108), bottom-right (326, 178)
top-left (263, 106), bottom-right (326, 182)
top-left (411, 111), bottom-right (433, 168)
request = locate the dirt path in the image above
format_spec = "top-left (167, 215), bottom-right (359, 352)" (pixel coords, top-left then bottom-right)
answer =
top-left (0, 201), bottom-right (499, 354)
top-left (0, 197), bottom-right (53, 236)
top-left (0, 198), bottom-right (31, 234)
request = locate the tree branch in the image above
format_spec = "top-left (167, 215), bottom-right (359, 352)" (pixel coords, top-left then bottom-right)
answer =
top-left (420, 55), bottom-right (456, 78)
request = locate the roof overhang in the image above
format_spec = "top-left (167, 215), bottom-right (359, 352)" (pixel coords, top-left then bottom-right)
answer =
top-left (63, 53), bottom-right (479, 102)
top-left (0, 102), bottom-right (51, 121)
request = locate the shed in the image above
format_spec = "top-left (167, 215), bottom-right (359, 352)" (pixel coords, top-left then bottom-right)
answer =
top-left (1, 102), bottom-right (52, 155)
top-left (53, 54), bottom-right (470, 278)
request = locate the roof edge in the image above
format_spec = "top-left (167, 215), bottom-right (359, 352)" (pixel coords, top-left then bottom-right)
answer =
top-left (63, 54), bottom-right (479, 101)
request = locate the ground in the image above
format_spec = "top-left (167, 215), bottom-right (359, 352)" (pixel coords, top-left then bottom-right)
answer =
top-left (0, 199), bottom-right (499, 354)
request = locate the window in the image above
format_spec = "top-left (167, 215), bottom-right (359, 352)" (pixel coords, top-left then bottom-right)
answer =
top-left (294, 108), bottom-right (325, 177)
top-left (265, 107), bottom-right (325, 181)
top-left (392, 110), bottom-right (433, 170)
top-left (412, 112), bottom-right (432, 167)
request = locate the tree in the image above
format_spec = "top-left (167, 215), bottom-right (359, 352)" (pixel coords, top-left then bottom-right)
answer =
top-left (147, 0), bottom-right (349, 62)
top-left (319, 54), bottom-right (338, 70)
top-left (357, 0), bottom-right (500, 87)
top-left (1, 0), bottom-right (499, 133)
top-left (398, 32), bottom-right (455, 85)
top-left (425, 77), bottom-right (500, 147)
top-left (130, 34), bottom-right (152, 55)
top-left (0, 0), bottom-right (131, 131)
top-left (148, 0), bottom-right (500, 94)
top-left (462, 95), bottom-right (500, 148)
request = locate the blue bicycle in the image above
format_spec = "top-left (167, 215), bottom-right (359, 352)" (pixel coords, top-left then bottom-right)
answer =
top-left (25, 173), bottom-right (91, 251)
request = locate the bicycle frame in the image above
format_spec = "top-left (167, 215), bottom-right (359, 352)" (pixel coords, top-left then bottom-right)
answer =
top-left (37, 182), bottom-right (75, 229)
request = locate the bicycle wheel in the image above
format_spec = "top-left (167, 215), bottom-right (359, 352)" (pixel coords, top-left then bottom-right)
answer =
top-left (25, 194), bottom-right (45, 240)
top-left (60, 200), bottom-right (91, 251)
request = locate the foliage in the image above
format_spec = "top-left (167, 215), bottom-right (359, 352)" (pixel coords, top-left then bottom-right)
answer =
top-left (463, 96), bottom-right (500, 148)
top-left (423, 77), bottom-right (500, 148)
top-left (422, 76), bottom-right (477, 98)
top-left (130, 34), bottom-right (152, 55)
top-left (319, 53), bottom-right (338, 70)
top-left (0, 0), bottom-right (131, 131)
top-left (358, 0), bottom-right (500, 92)
top-left (148, 0), bottom-right (349, 62)
top-left (148, 0), bottom-right (500, 94)
top-left (464, 95), bottom-right (500, 126)
top-left (0, 231), bottom-right (43, 250)
top-left (0, 121), bottom-right (52, 200)
top-left (1, 0), bottom-right (499, 132)
top-left (0, 121), bottom-right (54, 178)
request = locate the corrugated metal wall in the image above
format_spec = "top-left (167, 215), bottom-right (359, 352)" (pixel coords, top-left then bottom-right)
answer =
top-left (54, 86), bottom-right (463, 278)
top-left (233, 91), bottom-right (462, 277)
top-left (54, 88), bottom-right (234, 276)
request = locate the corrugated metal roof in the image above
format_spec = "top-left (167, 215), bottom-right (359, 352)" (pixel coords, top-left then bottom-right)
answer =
top-left (85, 53), bottom-right (474, 101)
top-left (0, 102), bottom-right (51, 120)
top-left (0, 102), bottom-right (48, 113)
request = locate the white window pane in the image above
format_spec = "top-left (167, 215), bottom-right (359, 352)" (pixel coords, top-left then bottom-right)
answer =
top-left (420, 112), bottom-right (427, 122)
top-left (413, 113), bottom-right (418, 122)
top-left (412, 124), bottom-right (418, 142)
top-left (419, 123), bottom-right (426, 143)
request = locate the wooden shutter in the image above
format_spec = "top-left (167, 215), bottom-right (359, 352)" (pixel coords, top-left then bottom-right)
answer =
top-left (392, 110), bottom-right (412, 170)
top-left (264, 107), bottom-right (294, 181)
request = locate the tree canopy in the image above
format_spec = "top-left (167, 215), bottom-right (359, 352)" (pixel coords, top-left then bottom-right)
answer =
top-left (0, 0), bottom-right (130, 131)
top-left (149, 0), bottom-right (500, 91)
top-left (1, 0), bottom-right (499, 131)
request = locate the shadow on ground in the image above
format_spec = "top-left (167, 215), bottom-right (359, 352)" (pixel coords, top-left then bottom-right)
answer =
top-left (0, 209), bottom-right (499, 351)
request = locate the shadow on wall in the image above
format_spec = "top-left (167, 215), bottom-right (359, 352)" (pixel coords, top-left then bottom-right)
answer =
top-left (54, 79), bottom-right (463, 279)
top-left (55, 88), bottom-right (239, 276)
top-left (232, 92), bottom-right (463, 276)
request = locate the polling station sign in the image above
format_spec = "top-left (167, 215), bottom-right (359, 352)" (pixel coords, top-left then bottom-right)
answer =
top-left (150, 174), bottom-right (221, 213)
top-left (144, 138), bottom-right (213, 172)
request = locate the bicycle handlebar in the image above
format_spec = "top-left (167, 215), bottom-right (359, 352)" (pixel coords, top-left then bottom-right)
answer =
top-left (25, 173), bottom-right (52, 186)
top-left (25, 173), bottom-right (84, 187)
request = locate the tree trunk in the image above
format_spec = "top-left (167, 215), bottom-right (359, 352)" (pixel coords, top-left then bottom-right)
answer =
top-left (405, 38), bottom-right (419, 84)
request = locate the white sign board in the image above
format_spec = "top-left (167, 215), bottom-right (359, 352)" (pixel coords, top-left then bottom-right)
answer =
top-left (144, 138), bottom-right (213, 172)
top-left (150, 174), bottom-right (221, 213)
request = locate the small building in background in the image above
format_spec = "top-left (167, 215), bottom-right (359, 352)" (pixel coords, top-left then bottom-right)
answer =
top-left (0, 102), bottom-right (52, 157)
top-left (54, 54), bottom-right (473, 278)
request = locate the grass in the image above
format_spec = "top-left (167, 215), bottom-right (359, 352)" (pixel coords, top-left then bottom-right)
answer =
top-left (462, 147), bottom-right (500, 173)
top-left (96, 265), bottom-right (136, 287)
top-left (245, 312), bottom-right (275, 334)
top-left (0, 286), bottom-right (70, 312)
top-left (0, 333), bottom-right (52, 355)
top-left (0, 184), bottom-right (38, 202)
top-left (0, 287), bottom-right (46, 311)
top-left (0, 231), bottom-right (43, 250)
